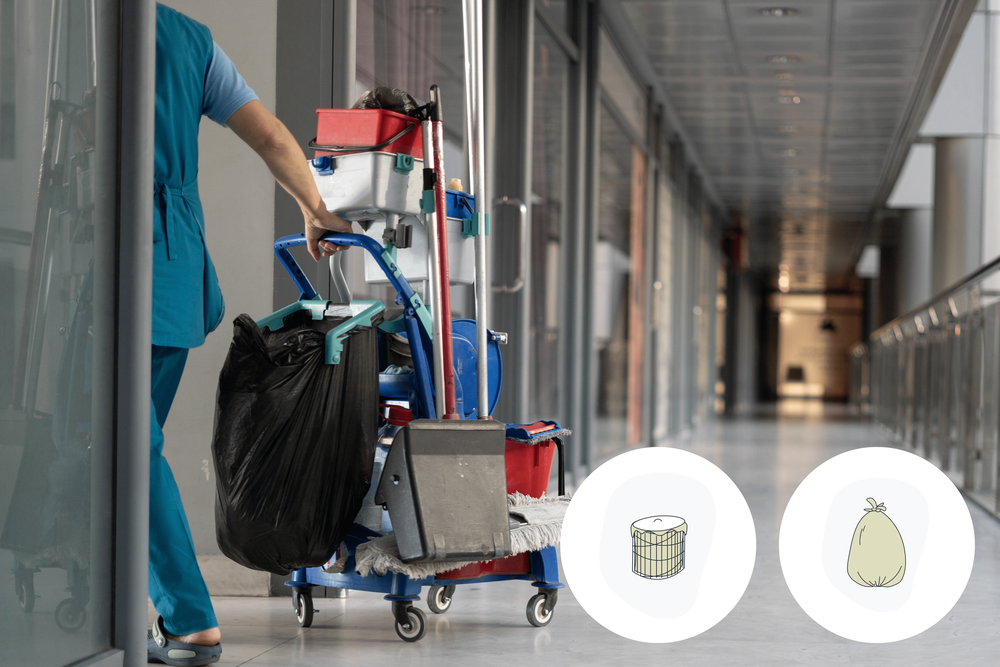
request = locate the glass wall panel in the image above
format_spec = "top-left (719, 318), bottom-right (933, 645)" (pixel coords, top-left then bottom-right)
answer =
top-left (696, 224), bottom-right (717, 421)
top-left (527, 19), bottom-right (569, 423)
top-left (353, 0), bottom-right (469, 312)
top-left (714, 254), bottom-right (726, 414)
top-left (1, 0), bottom-right (114, 664)
top-left (653, 178), bottom-right (673, 440)
top-left (592, 99), bottom-right (645, 459)
top-left (598, 29), bottom-right (646, 141)
top-left (537, 0), bottom-right (568, 32)
top-left (682, 204), bottom-right (699, 429)
top-left (356, 0), bottom-right (466, 173)
top-left (668, 184), bottom-right (689, 435)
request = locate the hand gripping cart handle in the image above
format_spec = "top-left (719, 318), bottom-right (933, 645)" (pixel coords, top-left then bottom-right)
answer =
top-left (272, 232), bottom-right (438, 419)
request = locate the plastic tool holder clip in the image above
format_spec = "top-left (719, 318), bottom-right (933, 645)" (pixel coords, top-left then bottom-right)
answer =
top-left (311, 156), bottom-right (335, 176)
top-left (460, 211), bottom-right (489, 239)
top-left (382, 224), bottom-right (413, 249)
top-left (394, 153), bottom-right (415, 174)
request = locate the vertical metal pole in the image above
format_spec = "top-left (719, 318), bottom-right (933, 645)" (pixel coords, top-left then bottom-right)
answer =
top-left (462, 0), bottom-right (492, 419)
top-left (116, 1), bottom-right (156, 663)
top-left (89, 0), bottom-right (114, 652)
top-left (423, 117), bottom-right (445, 418)
top-left (328, 0), bottom-right (357, 303)
top-left (85, 0), bottom-right (98, 88)
top-left (580, 0), bottom-right (600, 471)
top-left (331, 0), bottom-right (356, 106)
top-left (994, 303), bottom-right (1000, 512)
top-left (560, 0), bottom-right (588, 483)
top-left (517, 1), bottom-right (534, 425)
top-left (963, 306), bottom-right (982, 487)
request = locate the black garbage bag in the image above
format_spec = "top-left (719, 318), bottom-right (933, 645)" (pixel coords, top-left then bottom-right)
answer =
top-left (352, 86), bottom-right (426, 116)
top-left (213, 308), bottom-right (380, 575)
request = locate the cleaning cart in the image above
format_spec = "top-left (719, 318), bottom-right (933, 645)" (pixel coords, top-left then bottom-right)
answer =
top-left (269, 230), bottom-right (567, 641)
top-left (257, 0), bottom-right (569, 642)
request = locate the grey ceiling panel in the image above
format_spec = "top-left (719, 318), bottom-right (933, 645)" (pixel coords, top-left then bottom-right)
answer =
top-left (617, 0), bottom-right (973, 291)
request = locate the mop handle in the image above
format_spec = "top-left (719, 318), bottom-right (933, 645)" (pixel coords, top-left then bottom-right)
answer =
top-left (428, 86), bottom-right (459, 419)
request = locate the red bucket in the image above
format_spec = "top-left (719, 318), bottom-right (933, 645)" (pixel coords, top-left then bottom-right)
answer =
top-left (504, 438), bottom-right (555, 498)
top-left (314, 109), bottom-right (423, 159)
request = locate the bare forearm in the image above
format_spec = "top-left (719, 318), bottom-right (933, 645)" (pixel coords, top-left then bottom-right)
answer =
top-left (227, 101), bottom-right (351, 260)
top-left (227, 100), bottom-right (322, 214)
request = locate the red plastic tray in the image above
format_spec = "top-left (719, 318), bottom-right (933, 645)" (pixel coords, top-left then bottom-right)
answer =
top-left (314, 108), bottom-right (423, 159)
top-left (435, 552), bottom-right (532, 580)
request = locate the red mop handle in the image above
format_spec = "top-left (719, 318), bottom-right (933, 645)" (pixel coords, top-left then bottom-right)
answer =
top-left (429, 87), bottom-right (459, 419)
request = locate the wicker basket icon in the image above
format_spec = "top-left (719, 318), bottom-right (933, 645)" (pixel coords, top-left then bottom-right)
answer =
top-left (631, 515), bottom-right (688, 579)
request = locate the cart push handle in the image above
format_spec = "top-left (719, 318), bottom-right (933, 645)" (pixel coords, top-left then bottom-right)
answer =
top-left (273, 232), bottom-right (433, 338)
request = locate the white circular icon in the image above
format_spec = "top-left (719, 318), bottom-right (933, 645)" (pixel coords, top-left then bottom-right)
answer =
top-left (779, 447), bottom-right (975, 643)
top-left (561, 447), bottom-right (756, 643)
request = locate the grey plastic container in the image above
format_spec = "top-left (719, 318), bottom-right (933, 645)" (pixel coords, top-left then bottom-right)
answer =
top-left (374, 419), bottom-right (512, 563)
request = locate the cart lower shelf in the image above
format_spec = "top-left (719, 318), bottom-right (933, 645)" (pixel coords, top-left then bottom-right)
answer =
top-left (286, 533), bottom-right (562, 642)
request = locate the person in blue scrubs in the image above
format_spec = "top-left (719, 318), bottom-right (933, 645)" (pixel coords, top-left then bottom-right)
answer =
top-left (148, 5), bottom-right (348, 665)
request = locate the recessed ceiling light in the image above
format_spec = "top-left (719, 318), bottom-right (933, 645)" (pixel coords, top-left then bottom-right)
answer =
top-left (761, 8), bottom-right (799, 17)
top-left (779, 148), bottom-right (798, 157)
top-left (779, 124), bottom-right (799, 132)
top-left (777, 95), bottom-right (802, 104)
top-left (767, 55), bottom-right (800, 63)
top-left (411, 5), bottom-right (444, 14)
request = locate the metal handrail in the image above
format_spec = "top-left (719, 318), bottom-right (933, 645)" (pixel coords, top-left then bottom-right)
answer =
top-left (852, 248), bottom-right (1000, 520)
top-left (865, 253), bottom-right (1000, 343)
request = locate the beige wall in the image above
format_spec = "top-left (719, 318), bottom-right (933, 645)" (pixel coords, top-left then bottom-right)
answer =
top-left (773, 295), bottom-right (863, 401)
top-left (159, 1), bottom-right (278, 594)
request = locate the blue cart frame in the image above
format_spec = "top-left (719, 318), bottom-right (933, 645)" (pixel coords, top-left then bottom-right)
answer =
top-left (271, 232), bottom-right (563, 642)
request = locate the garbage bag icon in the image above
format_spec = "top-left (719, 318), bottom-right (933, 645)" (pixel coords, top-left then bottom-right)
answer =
top-left (847, 498), bottom-right (905, 588)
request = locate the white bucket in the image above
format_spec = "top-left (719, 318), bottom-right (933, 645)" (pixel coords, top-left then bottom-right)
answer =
top-left (310, 151), bottom-right (423, 222)
top-left (362, 216), bottom-right (475, 286)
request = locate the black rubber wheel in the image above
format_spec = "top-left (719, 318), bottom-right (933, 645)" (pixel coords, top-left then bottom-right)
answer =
top-left (526, 593), bottom-right (553, 628)
top-left (394, 606), bottom-right (426, 642)
top-left (16, 575), bottom-right (35, 613)
top-left (293, 590), bottom-right (314, 628)
top-left (55, 598), bottom-right (87, 632)
top-left (427, 585), bottom-right (455, 614)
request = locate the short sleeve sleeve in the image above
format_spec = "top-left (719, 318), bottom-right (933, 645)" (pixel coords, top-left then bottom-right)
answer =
top-left (203, 42), bottom-right (259, 126)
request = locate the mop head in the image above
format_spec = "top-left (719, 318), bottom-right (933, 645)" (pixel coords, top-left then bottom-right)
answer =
top-left (354, 492), bottom-right (570, 578)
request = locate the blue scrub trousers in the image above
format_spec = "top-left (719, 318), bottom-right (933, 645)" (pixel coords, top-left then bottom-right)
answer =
top-left (149, 345), bottom-right (218, 636)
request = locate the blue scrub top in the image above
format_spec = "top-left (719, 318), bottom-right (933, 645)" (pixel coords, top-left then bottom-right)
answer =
top-left (152, 5), bottom-right (257, 348)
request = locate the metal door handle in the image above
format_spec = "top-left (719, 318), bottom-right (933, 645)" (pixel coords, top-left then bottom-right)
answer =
top-left (492, 196), bottom-right (527, 293)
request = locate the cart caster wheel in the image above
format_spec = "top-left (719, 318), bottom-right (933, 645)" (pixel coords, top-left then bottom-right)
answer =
top-left (293, 590), bottom-right (314, 628)
top-left (526, 593), bottom-right (555, 628)
top-left (427, 585), bottom-right (456, 614)
top-left (15, 575), bottom-right (35, 613)
top-left (55, 598), bottom-right (87, 632)
top-left (394, 606), bottom-right (426, 642)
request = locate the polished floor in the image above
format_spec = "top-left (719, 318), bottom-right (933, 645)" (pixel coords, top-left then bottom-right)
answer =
top-left (149, 404), bottom-right (1000, 666)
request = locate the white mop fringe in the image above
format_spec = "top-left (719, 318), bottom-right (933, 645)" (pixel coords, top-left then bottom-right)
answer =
top-left (354, 493), bottom-right (571, 579)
